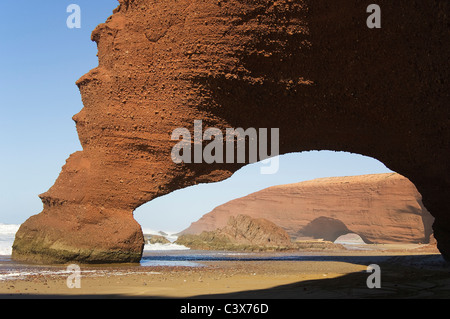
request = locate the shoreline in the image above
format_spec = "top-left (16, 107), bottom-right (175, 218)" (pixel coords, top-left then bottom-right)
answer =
top-left (1, 244), bottom-right (448, 299)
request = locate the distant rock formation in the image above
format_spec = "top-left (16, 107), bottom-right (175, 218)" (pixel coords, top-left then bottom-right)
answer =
top-left (180, 174), bottom-right (435, 244)
top-left (144, 234), bottom-right (171, 245)
top-left (176, 215), bottom-right (293, 251)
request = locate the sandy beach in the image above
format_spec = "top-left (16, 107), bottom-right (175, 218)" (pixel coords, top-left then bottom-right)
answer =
top-left (0, 245), bottom-right (448, 299)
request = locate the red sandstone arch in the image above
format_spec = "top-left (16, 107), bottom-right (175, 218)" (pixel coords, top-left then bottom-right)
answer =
top-left (12, 0), bottom-right (450, 263)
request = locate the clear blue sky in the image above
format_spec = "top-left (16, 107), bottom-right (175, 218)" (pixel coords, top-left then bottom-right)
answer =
top-left (0, 1), bottom-right (119, 224)
top-left (0, 1), bottom-right (392, 232)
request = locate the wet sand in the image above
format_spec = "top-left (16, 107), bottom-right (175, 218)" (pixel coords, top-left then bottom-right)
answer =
top-left (0, 245), bottom-right (449, 299)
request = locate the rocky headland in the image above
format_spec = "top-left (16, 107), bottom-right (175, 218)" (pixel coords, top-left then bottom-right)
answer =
top-left (180, 174), bottom-right (435, 245)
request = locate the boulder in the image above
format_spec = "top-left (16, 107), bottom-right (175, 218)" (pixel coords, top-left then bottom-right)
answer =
top-left (176, 215), bottom-right (293, 251)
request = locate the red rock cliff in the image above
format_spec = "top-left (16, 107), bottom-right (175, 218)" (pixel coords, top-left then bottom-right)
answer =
top-left (181, 174), bottom-right (434, 244)
top-left (12, 0), bottom-right (449, 263)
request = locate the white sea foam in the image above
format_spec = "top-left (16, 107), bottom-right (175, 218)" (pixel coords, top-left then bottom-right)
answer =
top-left (0, 268), bottom-right (161, 281)
top-left (143, 242), bottom-right (190, 251)
top-left (142, 228), bottom-right (190, 251)
top-left (0, 224), bottom-right (20, 256)
top-left (142, 228), bottom-right (179, 242)
top-left (0, 269), bottom-right (93, 281)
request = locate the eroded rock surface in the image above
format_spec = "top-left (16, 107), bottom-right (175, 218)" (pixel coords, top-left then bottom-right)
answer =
top-left (176, 215), bottom-right (293, 251)
top-left (13, 0), bottom-right (450, 263)
top-left (181, 173), bottom-right (435, 244)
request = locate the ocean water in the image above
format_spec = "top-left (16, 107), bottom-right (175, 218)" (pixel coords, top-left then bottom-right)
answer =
top-left (0, 224), bottom-right (20, 256)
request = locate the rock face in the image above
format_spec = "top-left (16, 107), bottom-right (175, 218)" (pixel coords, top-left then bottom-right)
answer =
top-left (176, 215), bottom-right (293, 251)
top-left (12, 0), bottom-right (450, 263)
top-left (181, 174), bottom-right (435, 244)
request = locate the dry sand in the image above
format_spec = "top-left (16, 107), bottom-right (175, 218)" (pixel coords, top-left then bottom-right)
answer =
top-left (0, 245), bottom-right (448, 299)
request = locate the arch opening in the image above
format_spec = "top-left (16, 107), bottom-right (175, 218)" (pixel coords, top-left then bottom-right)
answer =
top-left (296, 217), bottom-right (374, 244)
top-left (133, 150), bottom-right (434, 251)
top-left (334, 233), bottom-right (368, 245)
